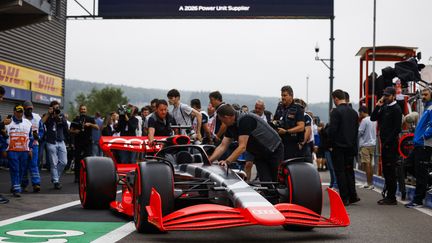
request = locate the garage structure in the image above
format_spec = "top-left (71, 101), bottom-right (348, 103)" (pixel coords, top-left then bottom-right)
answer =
top-left (0, 0), bottom-right (66, 116)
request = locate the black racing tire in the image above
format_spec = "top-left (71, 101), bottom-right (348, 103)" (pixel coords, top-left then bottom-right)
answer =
top-left (281, 162), bottom-right (322, 231)
top-left (79, 157), bottom-right (117, 209)
top-left (134, 161), bottom-right (174, 233)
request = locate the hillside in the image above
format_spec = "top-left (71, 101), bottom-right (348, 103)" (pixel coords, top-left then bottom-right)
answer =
top-left (65, 79), bottom-right (331, 122)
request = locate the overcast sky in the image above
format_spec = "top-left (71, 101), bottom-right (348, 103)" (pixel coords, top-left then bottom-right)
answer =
top-left (66, 0), bottom-right (432, 104)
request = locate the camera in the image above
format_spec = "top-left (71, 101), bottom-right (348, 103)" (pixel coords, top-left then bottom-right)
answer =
top-left (54, 107), bottom-right (61, 115)
top-left (270, 120), bottom-right (285, 130)
top-left (118, 104), bottom-right (130, 116)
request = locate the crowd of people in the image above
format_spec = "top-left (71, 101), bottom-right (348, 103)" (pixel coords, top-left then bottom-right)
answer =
top-left (0, 84), bottom-right (430, 209)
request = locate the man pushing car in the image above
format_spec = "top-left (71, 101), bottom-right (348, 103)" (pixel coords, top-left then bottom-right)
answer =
top-left (208, 104), bottom-right (284, 182)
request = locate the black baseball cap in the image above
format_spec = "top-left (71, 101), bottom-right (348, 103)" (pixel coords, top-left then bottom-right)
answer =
top-left (383, 87), bottom-right (396, 96)
top-left (14, 105), bottom-right (24, 112)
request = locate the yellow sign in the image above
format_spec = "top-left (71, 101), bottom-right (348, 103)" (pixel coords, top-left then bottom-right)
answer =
top-left (0, 60), bottom-right (62, 96)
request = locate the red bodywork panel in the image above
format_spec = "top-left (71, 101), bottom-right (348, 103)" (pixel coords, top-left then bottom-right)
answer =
top-left (100, 136), bottom-right (164, 216)
top-left (99, 136), bottom-right (166, 164)
top-left (146, 187), bottom-right (350, 231)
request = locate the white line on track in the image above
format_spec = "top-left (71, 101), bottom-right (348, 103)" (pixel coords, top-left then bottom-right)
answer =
top-left (91, 222), bottom-right (135, 243)
top-left (0, 200), bottom-right (81, 227)
top-left (371, 187), bottom-right (432, 217)
top-left (322, 182), bottom-right (432, 216)
top-left (0, 190), bottom-right (123, 227)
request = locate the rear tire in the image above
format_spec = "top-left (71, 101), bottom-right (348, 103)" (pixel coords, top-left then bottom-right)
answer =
top-left (281, 162), bottom-right (322, 231)
top-left (134, 161), bottom-right (174, 233)
top-left (79, 157), bottom-right (117, 209)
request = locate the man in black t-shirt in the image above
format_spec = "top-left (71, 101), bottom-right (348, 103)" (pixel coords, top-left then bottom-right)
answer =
top-left (70, 105), bottom-right (98, 182)
top-left (147, 99), bottom-right (176, 143)
top-left (208, 104), bottom-right (284, 182)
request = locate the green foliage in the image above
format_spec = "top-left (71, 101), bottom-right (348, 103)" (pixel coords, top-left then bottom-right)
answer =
top-left (65, 79), bottom-right (333, 123)
top-left (68, 86), bottom-right (128, 119)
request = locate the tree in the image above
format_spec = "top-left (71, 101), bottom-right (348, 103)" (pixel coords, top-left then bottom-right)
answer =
top-left (68, 87), bottom-right (128, 119)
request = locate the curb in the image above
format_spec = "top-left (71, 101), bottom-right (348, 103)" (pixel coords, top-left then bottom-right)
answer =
top-left (354, 169), bottom-right (432, 208)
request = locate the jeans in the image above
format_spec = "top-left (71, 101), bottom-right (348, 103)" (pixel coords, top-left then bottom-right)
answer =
top-left (47, 141), bottom-right (67, 183)
top-left (325, 151), bottom-right (337, 188)
top-left (91, 140), bottom-right (103, 156)
top-left (8, 151), bottom-right (29, 193)
top-left (21, 145), bottom-right (41, 187)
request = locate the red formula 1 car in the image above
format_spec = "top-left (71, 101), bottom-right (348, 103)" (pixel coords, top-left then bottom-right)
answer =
top-left (79, 135), bottom-right (349, 233)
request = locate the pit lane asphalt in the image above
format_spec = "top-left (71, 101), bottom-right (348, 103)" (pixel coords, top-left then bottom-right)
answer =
top-left (1, 169), bottom-right (431, 242)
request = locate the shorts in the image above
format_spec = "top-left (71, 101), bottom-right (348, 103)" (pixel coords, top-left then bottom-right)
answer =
top-left (360, 146), bottom-right (375, 164)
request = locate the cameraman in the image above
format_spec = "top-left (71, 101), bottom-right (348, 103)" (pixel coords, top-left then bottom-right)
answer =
top-left (116, 104), bottom-right (138, 163)
top-left (273, 85), bottom-right (305, 160)
top-left (70, 105), bottom-right (98, 183)
top-left (42, 101), bottom-right (69, 189)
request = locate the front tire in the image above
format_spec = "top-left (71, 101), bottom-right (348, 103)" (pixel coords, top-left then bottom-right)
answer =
top-left (281, 162), bottom-right (322, 231)
top-left (134, 161), bottom-right (174, 233)
top-left (79, 157), bottom-right (117, 209)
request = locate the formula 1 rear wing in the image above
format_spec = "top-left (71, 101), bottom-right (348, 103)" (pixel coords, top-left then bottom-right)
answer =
top-left (99, 135), bottom-right (191, 162)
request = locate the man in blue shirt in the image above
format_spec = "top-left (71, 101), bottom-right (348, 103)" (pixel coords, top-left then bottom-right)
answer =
top-left (91, 112), bottom-right (103, 156)
top-left (405, 88), bottom-right (432, 208)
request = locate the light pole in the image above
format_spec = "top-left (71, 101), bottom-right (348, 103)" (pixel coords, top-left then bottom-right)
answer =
top-left (306, 75), bottom-right (310, 105)
top-left (315, 39), bottom-right (334, 115)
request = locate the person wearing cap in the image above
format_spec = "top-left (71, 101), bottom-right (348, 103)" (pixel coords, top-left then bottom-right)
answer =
top-left (358, 106), bottom-right (376, 190)
top-left (5, 104), bottom-right (34, 197)
top-left (21, 100), bottom-right (43, 192)
top-left (371, 86), bottom-right (402, 205)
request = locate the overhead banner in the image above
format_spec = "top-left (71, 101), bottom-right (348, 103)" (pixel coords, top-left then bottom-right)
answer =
top-left (0, 60), bottom-right (62, 97)
top-left (99, 0), bottom-right (334, 19)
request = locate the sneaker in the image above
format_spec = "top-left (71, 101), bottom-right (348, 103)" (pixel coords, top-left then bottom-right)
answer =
top-left (365, 185), bottom-right (375, 190)
top-left (360, 183), bottom-right (369, 189)
top-left (12, 192), bottom-right (21, 198)
top-left (377, 198), bottom-right (397, 205)
top-left (54, 182), bottom-right (62, 190)
top-left (404, 201), bottom-right (423, 208)
top-left (0, 195), bottom-right (9, 204)
top-left (33, 185), bottom-right (41, 193)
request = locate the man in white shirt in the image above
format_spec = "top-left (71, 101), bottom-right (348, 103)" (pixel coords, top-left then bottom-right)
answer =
top-left (167, 89), bottom-right (202, 141)
top-left (358, 106), bottom-right (377, 189)
top-left (22, 101), bottom-right (42, 192)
